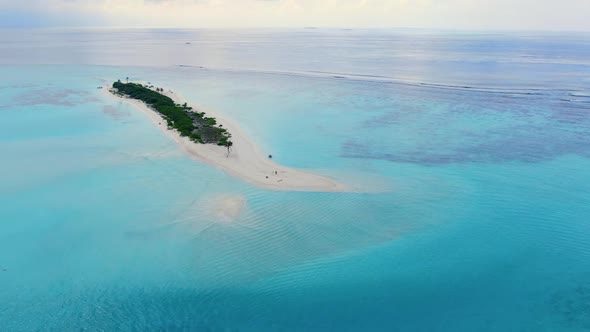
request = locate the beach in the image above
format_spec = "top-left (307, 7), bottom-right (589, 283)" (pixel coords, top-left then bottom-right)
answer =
top-left (104, 84), bottom-right (348, 192)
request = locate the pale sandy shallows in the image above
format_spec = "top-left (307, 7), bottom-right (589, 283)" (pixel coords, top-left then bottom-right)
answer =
top-left (104, 86), bottom-right (348, 192)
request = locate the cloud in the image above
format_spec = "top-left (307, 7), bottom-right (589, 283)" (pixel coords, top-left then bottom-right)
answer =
top-left (0, 0), bottom-right (589, 31)
top-left (0, 1), bottom-right (106, 28)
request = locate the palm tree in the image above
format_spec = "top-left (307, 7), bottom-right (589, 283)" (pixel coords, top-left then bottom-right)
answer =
top-left (226, 141), bottom-right (233, 157)
top-left (126, 76), bottom-right (129, 83)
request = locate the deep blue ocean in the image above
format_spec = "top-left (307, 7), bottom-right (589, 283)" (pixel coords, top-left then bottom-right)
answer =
top-left (1, 29), bottom-right (590, 331)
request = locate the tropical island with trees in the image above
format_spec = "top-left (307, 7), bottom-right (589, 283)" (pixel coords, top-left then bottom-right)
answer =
top-left (106, 79), bottom-right (347, 192)
top-left (111, 80), bottom-right (233, 152)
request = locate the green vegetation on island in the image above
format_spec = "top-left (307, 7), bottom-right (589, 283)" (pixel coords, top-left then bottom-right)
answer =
top-left (112, 81), bottom-right (233, 152)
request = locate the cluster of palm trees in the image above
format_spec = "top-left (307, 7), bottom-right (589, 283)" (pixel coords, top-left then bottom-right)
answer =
top-left (124, 77), bottom-right (166, 93)
top-left (119, 77), bottom-right (234, 157)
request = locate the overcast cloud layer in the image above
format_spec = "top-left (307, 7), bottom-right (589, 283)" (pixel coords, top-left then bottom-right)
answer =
top-left (1, 0), bottom-right (589, 31)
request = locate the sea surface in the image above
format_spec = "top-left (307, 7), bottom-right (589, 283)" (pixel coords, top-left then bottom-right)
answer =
top-left (1, 29), bottom-right (590, 331)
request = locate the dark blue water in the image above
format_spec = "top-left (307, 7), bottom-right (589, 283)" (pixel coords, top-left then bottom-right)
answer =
top-left (0, 29), bottom-right (589, 331)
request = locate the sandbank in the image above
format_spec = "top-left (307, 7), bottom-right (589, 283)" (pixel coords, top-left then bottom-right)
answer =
top-left (103, 84), bottom-right (348, 192)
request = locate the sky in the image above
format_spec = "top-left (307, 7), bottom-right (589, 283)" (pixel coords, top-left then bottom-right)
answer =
top-left (1, 0), bottom-right (589, 31)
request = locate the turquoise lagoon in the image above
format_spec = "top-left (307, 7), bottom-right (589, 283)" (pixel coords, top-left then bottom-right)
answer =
top-left (1, 30), bottom-right (590, 331)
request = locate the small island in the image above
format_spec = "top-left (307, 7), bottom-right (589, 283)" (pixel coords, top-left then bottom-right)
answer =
top-left (111, 81), bottom-right (233, 151)
top-left (105, 80), bottom-right (350, 192)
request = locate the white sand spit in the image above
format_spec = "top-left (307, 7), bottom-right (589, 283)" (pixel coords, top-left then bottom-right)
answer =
top-left (103, 85), bottom-right (349, 192)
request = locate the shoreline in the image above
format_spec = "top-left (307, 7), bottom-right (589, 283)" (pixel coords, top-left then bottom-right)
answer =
top-left (102, 84), bottom-right (349, 192)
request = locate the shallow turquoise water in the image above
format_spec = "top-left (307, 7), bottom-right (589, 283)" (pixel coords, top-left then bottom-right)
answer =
top-left (1, 30), bottom-right (590, 331)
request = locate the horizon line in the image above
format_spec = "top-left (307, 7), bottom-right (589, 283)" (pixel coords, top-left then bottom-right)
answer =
top-left (2, 26), bottom-right (590, 34)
